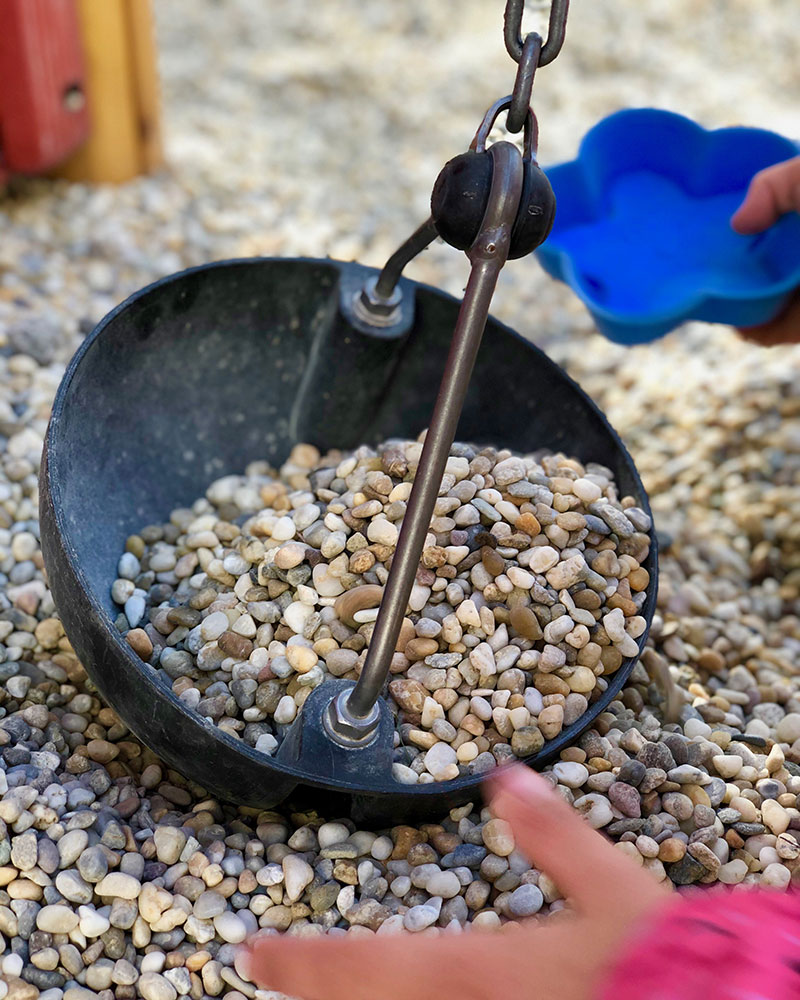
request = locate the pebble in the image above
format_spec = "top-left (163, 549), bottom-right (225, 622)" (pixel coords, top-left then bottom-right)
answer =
top-left (424, 742), bottom-right (458, 781)
top-left (573, 794), bottom-right (615, 829)
top-left (482, 819), bottom-right (515, 856)
top-left (283, 855), bottom-right (314, 901)
top-left (552, 761), bottom-right (589, 788)
top-left (213, 911), bottom-right (248, 943)
top-left (507, 883), bottom-right (544, 917)
top-left (154, 826), bottom-right (187, 864)
top-left (95, 873), bottom-right (141, 899)
top-left (761, 799), bottom-right (790, 835)
top-left (139, 972), bottom-right (178, 1000)
top-left (425, 870), bottom-right (462, 899)
top-left (404, 904), bottom-right (440, 932)
top-left (36, 905), bottom-right (79, 934)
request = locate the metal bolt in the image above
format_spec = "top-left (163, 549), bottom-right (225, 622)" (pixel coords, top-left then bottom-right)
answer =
top-left (352, 276), bottom-right (403, 328)
top-left (323, 688), bottom-right (382, 746)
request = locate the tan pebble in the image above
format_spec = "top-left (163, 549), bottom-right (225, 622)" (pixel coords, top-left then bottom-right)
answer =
top-left (658, 838), bottom-right (686, 863)
top-left (334, 585), bottom-right (383, 627)
top-left (730, 796), bottom-right (758, 823)
top-left (388, 678), bottom-right (428, 714)
top-left (516, 512), bottom-right (541, 536)
top-left (4, 978), bottom-right (39, 1000)
top-left (125, 628), bottom-right (153, 659)
top-left (482, 818), bottom-right (515, 856)
top-left (7, 880), bottom-right (43, 900)
top-left (766, 744), bottom-right (785, 774)
top-left (285, 645), bottom-right (318, 673)
top-left (404, 637), bottom-right (439, 661)
top-left (274, 542), bottom-right (306, 569)
top-left (86, 739), bottom-right (118, 763)
top-left (567, 666), bottom-right (596, 693)
top-left (96, 872), bottom-right (141, 899)
top-left (407, 730), bottom-right (438, 750)
top-left (538, 704), bottom-right (564, 740)
top-left (762, 799), bottom-right (790, 835)
top-left (456, 741), bottom-right (479, 763)
top-left (683, 785), bottom-right (711, 808)
top-left (624, 568), bottom-right (647, 593)
top-left (509, 605), bottom-right (543, 640)
top-left (36, 903), bottom-right (79, 933)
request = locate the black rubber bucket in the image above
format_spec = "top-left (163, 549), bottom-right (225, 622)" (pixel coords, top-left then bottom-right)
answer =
top-left (40, 257), bottom-right (657, 824)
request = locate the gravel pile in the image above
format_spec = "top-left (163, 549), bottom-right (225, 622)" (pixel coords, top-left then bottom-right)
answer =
top-left (111, 439), bottom-right (650, 781)
top-left (1, 0), bottom-right (799, 997)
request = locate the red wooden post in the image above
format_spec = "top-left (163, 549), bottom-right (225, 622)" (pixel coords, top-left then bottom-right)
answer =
top-left (0, 0), bottom-right (90, 175)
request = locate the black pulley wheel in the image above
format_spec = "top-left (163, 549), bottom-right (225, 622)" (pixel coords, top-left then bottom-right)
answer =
top-left (40, 257), bottom-right (657, 825)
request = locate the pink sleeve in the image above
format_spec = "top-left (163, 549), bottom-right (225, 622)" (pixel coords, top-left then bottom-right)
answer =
top-left (597, 888), bottom-right (800, 1000)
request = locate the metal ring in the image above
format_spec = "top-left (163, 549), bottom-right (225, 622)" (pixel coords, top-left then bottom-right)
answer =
top-left (504, 0), bottom-right (569, 67)
top-left (507, 32), bottom-right (540, 134)
top-left (471, 96), bottom-right (539, 160)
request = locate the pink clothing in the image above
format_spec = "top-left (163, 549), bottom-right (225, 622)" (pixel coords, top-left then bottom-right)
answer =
top-left (598, 888), bottom-right (800, 1000)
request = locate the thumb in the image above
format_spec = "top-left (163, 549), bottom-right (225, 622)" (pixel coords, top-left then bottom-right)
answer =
top-left (731, 157), bottom-right (800, 234)
top-left (487, 766), bottom-right (667, 919)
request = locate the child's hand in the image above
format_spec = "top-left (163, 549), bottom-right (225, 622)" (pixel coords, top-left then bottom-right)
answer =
top-left (731, 156), bottom-right (800, 344)
top-left (238, 766), bottom-right (670, 1000)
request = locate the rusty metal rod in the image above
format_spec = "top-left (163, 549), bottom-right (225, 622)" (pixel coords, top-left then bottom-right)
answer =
top-left (330, 141), bottom-right (524, 739)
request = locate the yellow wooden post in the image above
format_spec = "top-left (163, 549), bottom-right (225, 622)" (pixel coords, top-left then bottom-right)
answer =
top-left (55, 0), bottom-right (163, 183)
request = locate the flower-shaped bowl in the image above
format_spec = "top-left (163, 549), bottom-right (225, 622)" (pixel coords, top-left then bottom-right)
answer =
top-left (535, 108), bottom-right (800, 343)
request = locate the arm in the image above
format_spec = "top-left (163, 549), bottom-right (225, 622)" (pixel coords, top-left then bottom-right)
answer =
top-left (238, 766), bottom-right (670, 1000)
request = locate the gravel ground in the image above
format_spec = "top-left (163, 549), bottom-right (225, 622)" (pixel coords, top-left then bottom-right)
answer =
top-left (0, 1), bottom-right (799, 997)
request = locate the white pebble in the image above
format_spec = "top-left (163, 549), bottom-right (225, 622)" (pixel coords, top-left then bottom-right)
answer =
top-left (200, 610), bottom-right (229, 641)
top-left (403, 903), bottom-right (440, 932)
top-left (367, 518), bottom-right (399, 547)
top-left (527, 546), bottom-right (559, 573)
top-left (117, 552), bottom-right (140, 579)
top-left (213, 911), bottom-right (248, 943)
top-left (2, 955), bottom-right (23, 977)
top-left (573, 478), bottom-right (602, 503)
top-left (425, 870), bottom-right (462, 899)
top-left (273, 696), bottom-right (297, 725)
top-left (124, 594), bottom-right (146, 629)
top-left (283, 855), bottom-right (314, 901)
top-left (318, 822), bottom-right (350, 849)
top-left (573, 793), bottom-right (614, 828)
top-left (283, 601), bottom-right (314, 634)
top-left (552, 761), bottom-right (589, 788)
top-left (423, 742), bottom-right (458, 780)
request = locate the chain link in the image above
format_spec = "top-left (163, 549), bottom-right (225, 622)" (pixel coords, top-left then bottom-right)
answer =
top-left (507, 32), bottom-right (540, 134)
top-left (504, 0), bottom-right (569, 66)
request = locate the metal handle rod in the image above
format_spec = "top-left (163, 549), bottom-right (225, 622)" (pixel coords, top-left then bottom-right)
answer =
top-left (343, 141), bottom-right (524, 725)
top-left (374, 216), bottom-right (439, 300)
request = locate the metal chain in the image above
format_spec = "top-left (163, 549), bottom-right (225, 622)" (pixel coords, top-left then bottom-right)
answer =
top-left (507, 32), bottom-right (541, 133)
top-left (503, 0), bottom-right (569, 133)
top-left (504, 0), bottom-right (569, 66)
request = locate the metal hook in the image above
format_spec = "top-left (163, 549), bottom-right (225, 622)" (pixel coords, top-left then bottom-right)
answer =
top-left (471, 96), bottom-right (539, 160)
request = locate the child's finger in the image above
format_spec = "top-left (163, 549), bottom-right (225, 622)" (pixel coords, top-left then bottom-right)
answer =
top-left (731, 158), bottom-right (800, 234)
top-left (487, 766), bottom-right (667, 919)
top-left (737, 290), bottom-right (800, 345)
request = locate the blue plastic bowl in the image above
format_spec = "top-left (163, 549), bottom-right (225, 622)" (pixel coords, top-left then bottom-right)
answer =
top-left (534, 108), bottom-right (800, 344)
